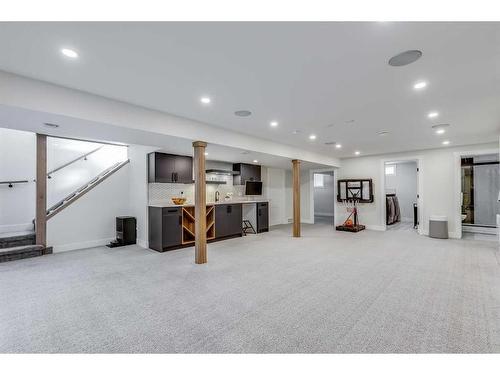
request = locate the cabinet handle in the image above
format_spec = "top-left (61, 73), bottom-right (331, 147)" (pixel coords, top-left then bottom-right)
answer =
top-left (179, 216), bottom-right (182, 225)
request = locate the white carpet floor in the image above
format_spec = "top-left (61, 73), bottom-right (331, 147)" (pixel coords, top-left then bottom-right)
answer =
top-left (1, 223), bottom-right (499, 353)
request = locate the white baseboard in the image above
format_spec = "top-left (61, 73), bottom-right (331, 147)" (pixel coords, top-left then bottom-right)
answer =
top-left (0, 223), bottom-right (33, 234)
top-left (365, 225), bottom-right (386, 231)
top-left (51, 237), bottom-right (114, 253)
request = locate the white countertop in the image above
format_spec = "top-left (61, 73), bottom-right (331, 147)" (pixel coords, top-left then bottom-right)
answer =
top-left (149, 199), bottom-right (269, 208)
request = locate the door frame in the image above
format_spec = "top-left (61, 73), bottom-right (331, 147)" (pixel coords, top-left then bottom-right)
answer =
top-left (453, 148), bottom-right (499, 239)
top-left (379, 155), bottom-right (423, 234)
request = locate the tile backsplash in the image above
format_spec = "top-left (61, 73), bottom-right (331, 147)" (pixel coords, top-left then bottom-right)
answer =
top-left (148, 173), bottom-right (246, 205)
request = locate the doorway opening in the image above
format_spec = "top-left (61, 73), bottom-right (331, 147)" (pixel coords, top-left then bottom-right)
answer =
top-left (384, 160), bottom-right (419, 232)
top-left (460, 153), bottom-right (499, 241)
top-left (313, 171), bottom-right (335, 225)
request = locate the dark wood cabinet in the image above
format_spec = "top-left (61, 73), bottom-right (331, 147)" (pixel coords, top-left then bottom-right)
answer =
top-left (232, 163), bottom-right (261, 185)
top-left (148, 207), bottom-right (182, 251)
top-left (256, 202), bottom-right (269, 233)
top-left (215, 204), bottom-right (243, 238)
top-left (148, 152), bottom-right (193, 183)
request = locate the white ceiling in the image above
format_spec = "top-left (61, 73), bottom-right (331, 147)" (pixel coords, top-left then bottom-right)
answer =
top-left (0, 104), bottom-right (327, 170)
top-left (0, 22), bottom-right (498, 157)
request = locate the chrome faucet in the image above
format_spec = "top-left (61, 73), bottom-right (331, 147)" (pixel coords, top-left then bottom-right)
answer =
top-left (215, 190), bottom-right (220, 202)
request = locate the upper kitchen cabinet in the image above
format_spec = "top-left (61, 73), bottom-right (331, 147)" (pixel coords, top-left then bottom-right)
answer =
top-left (232, 163), bottom-right (261, 185)
top-left (148, 152), bottom-right (193, 183)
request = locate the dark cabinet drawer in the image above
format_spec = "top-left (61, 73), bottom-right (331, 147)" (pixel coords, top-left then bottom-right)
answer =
top-left (215, 204), bottom-right (243, 238)
top-left (162, 208), bottom-right (182, 248)
top-left (148, 207), bottom-right (182, 251)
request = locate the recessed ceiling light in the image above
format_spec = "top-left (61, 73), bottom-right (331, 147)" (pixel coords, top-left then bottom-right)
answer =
top-left (200, 97), bottom-right (211, 104)
top-left (435, 129), bottom-right (446, 135)
top-left (335, 144), bottom-right (342, 149)
top-left (378, 131), bottom-right (389, 136)
top-left (354, 151), bottom-right (361, 156)
top-left (428, 111), bottom-right (439, 118)
top-left (413, 81), bottom-right (427, 90)
top-left (442, 140), bottom-right (450, 145)
top-left (270, 121), bottom-right (278, 127)
top-left (309, 134), bottom-right (317, 140)
top-left (388, 50), bottom-right (422, 67)
top-left (61, 48), bottom-right (78, 59)
top-left (253, 159), bottom-right (258, 163)
top-left (234, 110), bottom-right (251, 117)
top-left (204, 152), bottom-right (208, 156)
top-left (43, 122), bottom-right (59, 128)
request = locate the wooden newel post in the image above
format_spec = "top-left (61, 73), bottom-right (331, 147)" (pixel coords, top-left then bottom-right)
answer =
top-left (193, 141), bottom-right (207, 264)
top-left (292, 159), bottom-right (301, 237)
top-left (36, 134), bottom-right (47, 247)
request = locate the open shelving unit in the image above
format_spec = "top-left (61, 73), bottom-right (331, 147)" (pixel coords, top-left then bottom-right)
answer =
top-left (181, 205), bottom-right (215, 244)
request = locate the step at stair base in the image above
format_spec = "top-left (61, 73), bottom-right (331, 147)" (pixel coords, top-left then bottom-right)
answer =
top-left (0, 233), bottom-right (36, 249)
top-left (0, 245), bottom-right (52, 263)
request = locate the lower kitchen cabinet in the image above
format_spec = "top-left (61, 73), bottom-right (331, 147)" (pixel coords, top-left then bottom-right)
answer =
top-left (149, 207), bottom-right (182, 251)
top-left (256, 202), bottom-right (269, 233)
top-left (215, 204), bottom-right (243, 239)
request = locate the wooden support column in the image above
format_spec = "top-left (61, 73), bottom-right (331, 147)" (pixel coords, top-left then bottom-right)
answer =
top-left (292, 159), bottom-right (301, 237)
top-left (193, 141), bottom-right (207, 264)
top-left (36, 134), bottom-right (47, 246)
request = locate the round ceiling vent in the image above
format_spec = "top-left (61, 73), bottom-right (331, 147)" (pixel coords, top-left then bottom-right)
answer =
top-left (431, 123), bottom-right (450, 129)
top-left (234, 110), bottom-right (252, 117)
top-left (43, 122), bottom-right (59, 128)
top-left (388, 50), bottom-right (422, 67)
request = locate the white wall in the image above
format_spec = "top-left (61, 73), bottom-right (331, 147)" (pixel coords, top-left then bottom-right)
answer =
top-left (47, 165), bottom-right (130, 252)
top-left (128, 144), bottom-right (157, 248)
top-left (313, 172), bottom-right (335, 217)
top-left (385, 162), bottom-right (417, 221)
top-left (265, 168), bottom-right (287, 226)
top-left (0, 128), bottom-right (35, 233)
top-left (285, 169), bottom-right (313, 224)
top-left (336, 142), bottom-right (498, 236)
top-left (47, 139), bottom-right (128, 207)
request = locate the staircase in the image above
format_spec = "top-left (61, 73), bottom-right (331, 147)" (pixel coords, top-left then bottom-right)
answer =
top-left (46, 159), bottom-right (130, 219)
top-left (0, 233), bottom-right (52, 263)
top-left (1, 159), bottom-right (129, 263)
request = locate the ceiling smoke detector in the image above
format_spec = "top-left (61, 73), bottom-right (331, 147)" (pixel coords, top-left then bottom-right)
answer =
top-left (234, 110), bottom-right (252, 117)
top-left (388, 50), bottom-right (422, 67)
